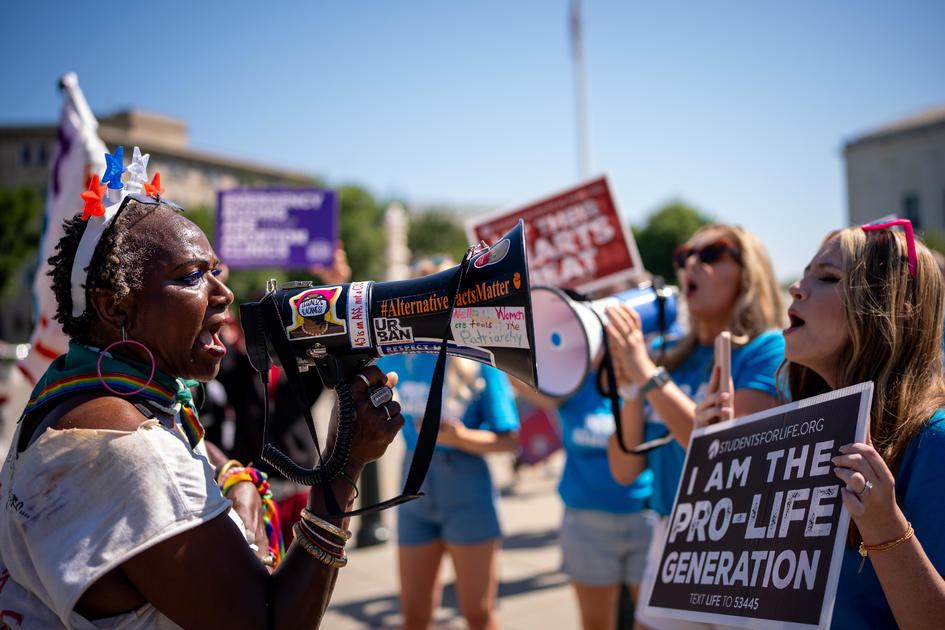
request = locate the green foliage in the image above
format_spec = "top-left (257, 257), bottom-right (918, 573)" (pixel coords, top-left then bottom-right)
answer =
top-left (407, 207), bottom-right (469, 263)
top-left (631, 200), bottom-right (713, 281)
top-left (338, 185), bottom-right (385, 280)
top-left (920, 228), bottom-right (945, 257)
top-left (227, 268), bottom-right (290, 304)
top-left (185, 204), bottom-right (215, 242)
top-left (0, 187), bottom-right (43, 299)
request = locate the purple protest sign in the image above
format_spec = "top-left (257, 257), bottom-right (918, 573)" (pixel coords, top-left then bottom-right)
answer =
top-left (216, 187), bottom-right (338, 269)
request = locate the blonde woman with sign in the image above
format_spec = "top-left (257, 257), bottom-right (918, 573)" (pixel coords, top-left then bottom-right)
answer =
top-left (777, 221), bottom-right (945, 629)
top-left (605, 224), bottom-right (786, 630)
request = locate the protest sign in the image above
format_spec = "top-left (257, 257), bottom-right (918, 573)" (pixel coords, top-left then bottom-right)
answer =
top-left (642, 382), bottom-right (872, 630)
top-left (465, 175), bottom-right (643, 293)
top-left (216, 187), bottom-right (337, 269)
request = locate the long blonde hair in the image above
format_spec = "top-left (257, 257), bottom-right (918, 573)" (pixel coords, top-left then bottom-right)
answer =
top-left (784, 227), bottom-right (945, 476)
top-left (662, 223), bottom-right (786, 369)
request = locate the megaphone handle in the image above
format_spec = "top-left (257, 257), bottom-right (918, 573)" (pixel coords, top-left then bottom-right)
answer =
top-left (257, 296), bottom-right (351, 512)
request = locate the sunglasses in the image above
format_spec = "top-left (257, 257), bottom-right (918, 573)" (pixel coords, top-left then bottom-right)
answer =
top-left (861, 218), bottom-right (917, 278)
top-left (672, 239), bottom-right (741, 270)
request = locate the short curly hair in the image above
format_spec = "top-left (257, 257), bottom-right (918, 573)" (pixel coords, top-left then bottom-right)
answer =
top-left (49, 200), bottom-right (181, 344)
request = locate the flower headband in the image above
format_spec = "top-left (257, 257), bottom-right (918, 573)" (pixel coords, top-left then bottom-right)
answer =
top-left (70, 146), bottom-right (168, 317)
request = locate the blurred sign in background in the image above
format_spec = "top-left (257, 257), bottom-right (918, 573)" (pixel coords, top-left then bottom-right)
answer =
top-left (216, 187), bottom-right (338, 270)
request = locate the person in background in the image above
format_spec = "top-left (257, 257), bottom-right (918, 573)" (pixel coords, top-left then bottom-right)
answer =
top-left (380, 255), bottom-right (520, 630)
top-left (514, 283), bottom-right (656, 630)
top-left (605, 224), bottom-right (785, 630)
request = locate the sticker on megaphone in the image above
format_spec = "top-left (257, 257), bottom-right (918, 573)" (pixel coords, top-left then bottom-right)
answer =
top-left (531, 282), bottom-right (679, 398)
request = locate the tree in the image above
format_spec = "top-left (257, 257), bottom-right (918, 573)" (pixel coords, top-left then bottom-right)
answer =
top-left (407, 207), bottom-right (469, 264)
top-left (338, 185), bottom-right (386, 281)
top-left (0, 187), bottom-right (43, 299)
top-left (632, 200), bottom-right (713, 281)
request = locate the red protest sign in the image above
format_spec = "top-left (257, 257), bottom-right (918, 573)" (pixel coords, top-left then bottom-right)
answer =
top-left (465, 175), bottom-right (644, 292)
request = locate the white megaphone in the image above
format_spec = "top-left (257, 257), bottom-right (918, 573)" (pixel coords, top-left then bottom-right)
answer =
top-left (531, 282), bottom-right (678, 398)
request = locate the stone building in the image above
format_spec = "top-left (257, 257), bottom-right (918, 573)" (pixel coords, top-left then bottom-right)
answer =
top-left (0, 108), bottom-right (315, 209)
top-left (844, 104), bottom-right (945, 229)
top-left (0, 109), bottom-right (315, 340)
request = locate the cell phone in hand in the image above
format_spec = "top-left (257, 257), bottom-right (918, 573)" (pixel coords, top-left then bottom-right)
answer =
top-left (715, 331), bottom-right (732, 398)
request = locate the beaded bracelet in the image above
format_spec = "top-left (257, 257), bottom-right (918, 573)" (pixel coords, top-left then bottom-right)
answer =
top-left (857, 522), bottom-right (914, 572)
top-left (293, 522), bottom-right (348, 568)
top-left (215, 459), bottom-right (244, 486)
top-left (300, 508), bottom-right (352, 541)
top-left (219, 466), bottom-right (284, 568)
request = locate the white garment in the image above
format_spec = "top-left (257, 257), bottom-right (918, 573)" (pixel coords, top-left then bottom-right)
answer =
top-left (0, 419), bottom-right (230, 629)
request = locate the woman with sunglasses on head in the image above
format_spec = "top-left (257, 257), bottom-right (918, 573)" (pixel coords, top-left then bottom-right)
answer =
top-left (772, 222), bottom-right (945, 629)
top-left (0, 149), bottom-right (403, 629)
top-left (605, 224), bottom-right (786, 630)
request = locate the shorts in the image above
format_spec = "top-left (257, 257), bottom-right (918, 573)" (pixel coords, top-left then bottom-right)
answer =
top-left (634, 515), bottom-right (738, 630)
top-left (396, 449), bottom-right (501, 546)
top-left (560, 507), bottom-right (655, 586)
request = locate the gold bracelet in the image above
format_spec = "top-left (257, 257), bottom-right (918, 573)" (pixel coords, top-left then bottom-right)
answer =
top-left (293, 522), bottom-right (347, 568)
top-left (858, 522), bottom-right (914, 558)
top-left (300, 508), bottom-right (352, 541)
top-left (215, 459), bottom-right (243, 486)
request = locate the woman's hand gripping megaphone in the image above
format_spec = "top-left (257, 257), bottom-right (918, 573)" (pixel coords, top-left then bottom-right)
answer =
top-left (328, 366), bottom-right (404, 468)
top-left (602, 302), bottom-right (659, 393)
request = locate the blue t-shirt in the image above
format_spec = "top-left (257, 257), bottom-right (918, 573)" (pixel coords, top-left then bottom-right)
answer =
top-left (829, 410), bottom-right (945, 628)
top-left (377, 354), bottom-right (519, 452)
top-left (557, 372), bottom-right (653, 513)
top-left (645, 329), bottom-right (785, 516)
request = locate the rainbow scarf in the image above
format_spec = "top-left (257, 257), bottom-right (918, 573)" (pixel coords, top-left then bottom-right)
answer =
top-left (23, 342), bottom-right (205, 449)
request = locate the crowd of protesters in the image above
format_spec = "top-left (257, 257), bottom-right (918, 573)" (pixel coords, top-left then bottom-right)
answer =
top-left (0, 145), bottom-right (943, 630)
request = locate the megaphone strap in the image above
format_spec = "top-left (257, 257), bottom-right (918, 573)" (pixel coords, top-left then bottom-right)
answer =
top-left (249, 242), bottom-right (478, 519)
top-left (403, 246), bottom-right (475, 496)
top-left (593, 313), bottom-right (632, 454)
top-left (258, 294), bottom-right (351, 514)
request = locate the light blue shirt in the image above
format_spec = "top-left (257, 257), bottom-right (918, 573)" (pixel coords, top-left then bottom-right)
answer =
top-left (557, 372), bottom-right (654, 513)
top-left (645, 329), bottom-right (785, 516)
top-left (377, 354), bottom-right (519, 452)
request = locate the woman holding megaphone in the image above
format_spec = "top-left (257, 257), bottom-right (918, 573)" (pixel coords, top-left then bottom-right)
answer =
top-left (605, 223), bottom-right (786, 630)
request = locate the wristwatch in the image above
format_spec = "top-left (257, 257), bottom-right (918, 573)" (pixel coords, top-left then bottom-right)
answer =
top-left (640, 366), bottom-right (670, 395)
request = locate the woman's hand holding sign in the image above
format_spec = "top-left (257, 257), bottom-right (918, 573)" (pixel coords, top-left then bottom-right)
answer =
top-left (831, 439), bottom-right (911, 549)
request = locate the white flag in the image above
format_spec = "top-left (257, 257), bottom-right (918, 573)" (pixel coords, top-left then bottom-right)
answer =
top-left (17, 73), bottom-right (107, 384)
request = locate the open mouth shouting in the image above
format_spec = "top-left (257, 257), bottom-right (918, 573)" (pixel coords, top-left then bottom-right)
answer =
top-left (199, 319), bottom-right (228, 358)
top-left (785, 310), bottom-right (805, 334)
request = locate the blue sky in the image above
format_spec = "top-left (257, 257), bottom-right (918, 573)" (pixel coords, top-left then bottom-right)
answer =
top-left (2, 1), bottom-right (943, 282)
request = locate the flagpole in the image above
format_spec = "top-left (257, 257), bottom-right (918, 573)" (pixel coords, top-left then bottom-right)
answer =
top-left (571, 0), bottom-right (590, 178)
